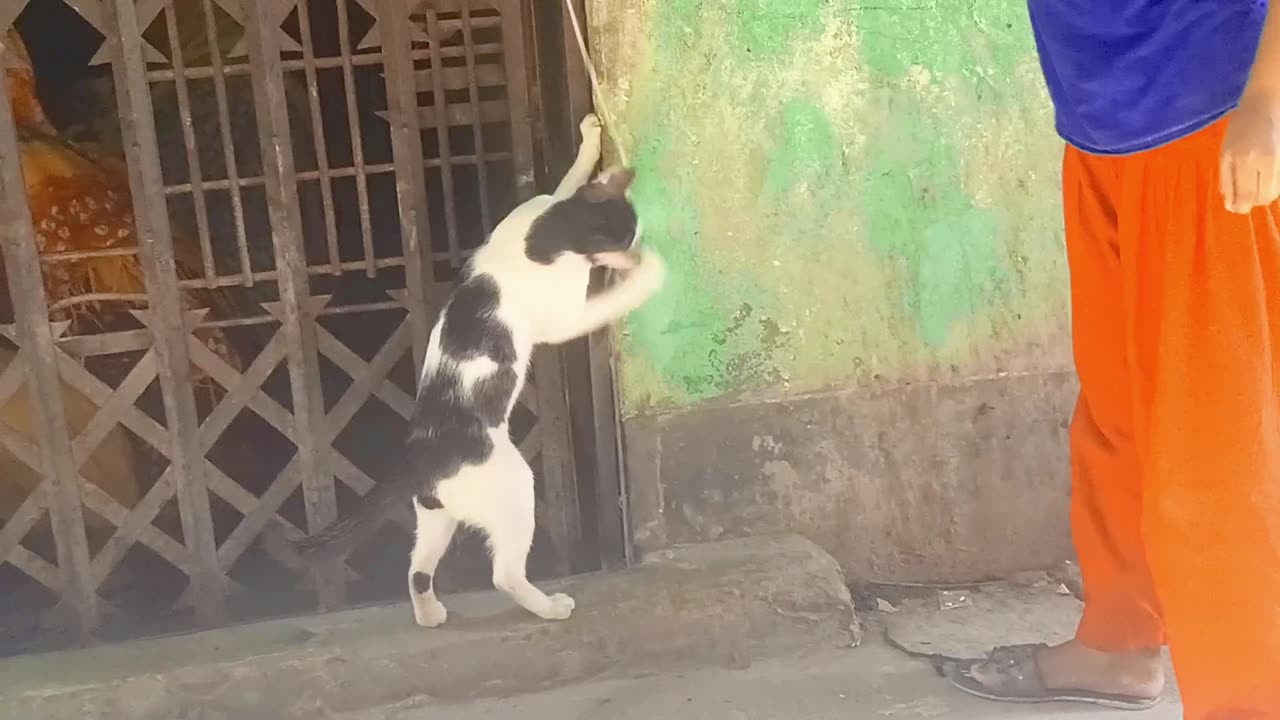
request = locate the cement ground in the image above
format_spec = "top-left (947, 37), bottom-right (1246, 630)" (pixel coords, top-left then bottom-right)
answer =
top-left (343, 623), bottom-right (1182, 720)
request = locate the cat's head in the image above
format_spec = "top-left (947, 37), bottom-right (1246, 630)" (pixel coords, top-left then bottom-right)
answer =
top-left (525, 168), bottom-right (642, 270)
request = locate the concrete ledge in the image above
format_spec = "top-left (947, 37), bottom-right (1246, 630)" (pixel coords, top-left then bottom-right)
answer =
top-left (0, 535), bottom-right (856, 720)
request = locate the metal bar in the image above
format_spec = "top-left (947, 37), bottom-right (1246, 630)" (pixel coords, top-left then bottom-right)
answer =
top-left (43, 249), bottom-right (478, 298)
top-left (200, 0), bottom-right (255, 285)
top-left (423, 8), bottom-right (462, 265)
top-left (335, 0), bottom-right (376, 277)
top-left (530, 348), bottom-right (581, 577)
top-left (317, 318), bottom-right (414, 428)
top-left (411, 63), bottom-right (505, 92)
top-left (160, 3), bottom-right (216, 278)
top-left (560, 0), bottom-right (594, 137)
top-left (413, 100), bottom-right (510, 136)
top-left (160, 151), bottom-right (514, 193)
top-left (143, 43), bottom-right (502, 81)
top-left (241, 2), bottom-right (345, 608)
top-left (37, 245), bottom-right (139, 262)
top-left (48, 292), bottom-right (150, 313)
top-left (376, 0), bottom-right (437, 369)
top-left (588, 330), bottom-right (629, 568)
top-left (105, 0), bottom-right (226, 625)
top-left (87, 473), bottom-right (179, 586)
top-left (559, 0), bottom-right (630, 569)
top-left (460, 4), bottom-right (493, 229)
top-left (500, 0), bottom-right (538, 201)
top-left (0, 81), bottom-right (98, 632)
top-left (54, 328), bottom-right (154, 358)
top-left (294, 0), bottom-right (343, 274)
top-left (160, 154), bottom-right (512, 195)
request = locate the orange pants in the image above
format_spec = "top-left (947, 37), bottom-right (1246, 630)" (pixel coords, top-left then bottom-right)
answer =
top-left (1066, 117), bottom-right (1280, 719)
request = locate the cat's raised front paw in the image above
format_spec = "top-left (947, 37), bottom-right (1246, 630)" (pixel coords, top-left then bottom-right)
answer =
top-left (631, 249), bottom-right (666, 296)
top-left (536, 592), bottom-right (576, 621)
top-left (580, 113), bottom-right (602, 144)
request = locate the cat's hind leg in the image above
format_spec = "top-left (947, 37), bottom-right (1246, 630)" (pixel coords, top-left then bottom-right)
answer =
top-left (408, 497), bottom-right (459, 627)
top-left (440, 442), bottom-right (575, 620)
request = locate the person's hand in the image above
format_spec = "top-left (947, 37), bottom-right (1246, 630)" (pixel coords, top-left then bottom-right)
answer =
top-left (1220, 94), bottom-right (1280, 213)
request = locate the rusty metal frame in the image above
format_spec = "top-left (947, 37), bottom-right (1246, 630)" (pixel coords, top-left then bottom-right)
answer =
top-left (104, 0), bottom-right (227, 626)
top-left (0, 0), bottom-right (613, 646)
top-left (0, 72), bottom-right (98, 635)
top-left (528, 0), bottom-right (630, 571)
top-left (567, 0), bottom-right (633, 569)
top-left (240, 0), bottom-right (345, 610)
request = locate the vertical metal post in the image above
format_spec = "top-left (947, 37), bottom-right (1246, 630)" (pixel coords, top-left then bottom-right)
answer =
top-left (559, 0), bottom-right (631, 568)
top-left (459, 4), bottom-right (493, 230)
top-left (531, 350), bottom-right (581, 576)
top-left (501, 0), bottom-right (537, 201)
top-left (105, 0), bottom-right (226, 623)
top-left (376, 0), bottom-right (436, 368)
top-left (241, 0), bottom-right (344, 608)
top-left (588, 332), bottom-right (629, 568)
top-left (422, 8), bottom-right (462, 266)
top-left (0, 66), bottom-right (99, 633)
top-left (560, 0), bottom-right (593, 132)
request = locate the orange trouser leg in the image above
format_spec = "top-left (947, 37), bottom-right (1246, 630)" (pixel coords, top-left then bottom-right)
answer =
top-left (1063, 146), bottom-right (1166, 652)
top-left (1066, 118), bottom-right (1280, 719)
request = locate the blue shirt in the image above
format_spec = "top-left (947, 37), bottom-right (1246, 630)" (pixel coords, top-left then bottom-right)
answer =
top-left (1028, 0), bottom-right (1267, 155)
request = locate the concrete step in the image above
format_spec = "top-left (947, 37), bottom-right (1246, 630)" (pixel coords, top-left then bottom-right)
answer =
top-left (0, 534), bottom-right (858, 720)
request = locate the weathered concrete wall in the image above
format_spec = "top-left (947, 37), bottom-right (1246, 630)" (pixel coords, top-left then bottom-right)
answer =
top-left (625, 373), bottom-right (1076, 583)
top-left (589, 1), bottom-right (1074, 581)
top-left (591, 0), bottom-right (1070, 410)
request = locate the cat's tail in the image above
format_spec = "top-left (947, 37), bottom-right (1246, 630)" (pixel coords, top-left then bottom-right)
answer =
top-left (260, 440), bottom-right (433, 568)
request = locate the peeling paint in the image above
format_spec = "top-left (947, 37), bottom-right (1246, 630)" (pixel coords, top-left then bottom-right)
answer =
top-left (593, 0), bottom-right (1070, 414)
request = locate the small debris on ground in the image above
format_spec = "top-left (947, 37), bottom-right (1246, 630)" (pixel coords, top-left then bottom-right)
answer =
top-left (882, 580), bottom-right (1083, 660)
top-left (938, 590), bottom-right (973, 611)
top-left (875, 598), bottom-right (900, 614)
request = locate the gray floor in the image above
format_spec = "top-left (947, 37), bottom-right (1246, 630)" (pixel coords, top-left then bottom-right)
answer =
top-left (344, 631), bottom-right (1181, 720)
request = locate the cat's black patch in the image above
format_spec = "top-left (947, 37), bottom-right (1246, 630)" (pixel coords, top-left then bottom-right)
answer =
top-left (472, 366), bottom-right (519, 427)
top-left (415, 493), bottom-right (443, 510)
top-left (412, 571), bottom-right (433, 594)
top-left (440, 274), bottom-right (516, 364)
top-left (525, 180), bottom-right (638, 265)
top-left (404, 365), bottom-right (502, 501)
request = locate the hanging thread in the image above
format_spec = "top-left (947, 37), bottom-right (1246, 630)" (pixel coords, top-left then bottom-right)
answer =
top-left (561, 0), bottom-right (629, 166)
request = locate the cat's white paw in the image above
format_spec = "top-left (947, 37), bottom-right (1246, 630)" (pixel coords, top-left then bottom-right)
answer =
top-left (412, 598), bottom-right (448, 628)
top-left (631, 249), bottom-right (666, 297)
top-left (536, 592), bottom-right (576, 621)
top-left (580, 114), bottom-right (602, 145)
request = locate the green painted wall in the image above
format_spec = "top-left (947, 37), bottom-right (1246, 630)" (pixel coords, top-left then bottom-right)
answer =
top-left (589, 0), bottom-right (1072, 414)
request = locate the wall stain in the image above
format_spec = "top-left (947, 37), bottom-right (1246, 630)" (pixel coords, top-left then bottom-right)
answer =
top-left (597, 0), bottom-right (1068, 414)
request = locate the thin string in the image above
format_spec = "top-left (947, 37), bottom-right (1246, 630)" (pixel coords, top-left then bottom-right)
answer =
top-left (561, 0), bottom-right (629, 166)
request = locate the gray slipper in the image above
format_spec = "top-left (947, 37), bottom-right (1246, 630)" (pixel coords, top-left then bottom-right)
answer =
top-left (948, 643), bottom-right (1160, 711)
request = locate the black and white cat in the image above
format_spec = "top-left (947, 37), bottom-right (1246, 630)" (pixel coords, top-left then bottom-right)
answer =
top-left (287, 114), bottom-right (664, 626)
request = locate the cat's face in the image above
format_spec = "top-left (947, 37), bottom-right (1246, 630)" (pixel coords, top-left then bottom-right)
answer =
top-left (525, 168), bottom-right (641, 269)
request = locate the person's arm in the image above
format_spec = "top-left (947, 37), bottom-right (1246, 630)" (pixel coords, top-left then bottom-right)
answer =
top-left (1222, 5), bottom-right (1280, 213)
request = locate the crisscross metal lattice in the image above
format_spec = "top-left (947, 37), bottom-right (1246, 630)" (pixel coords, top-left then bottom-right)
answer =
top-left (0, 0), bottom-right (591, 649)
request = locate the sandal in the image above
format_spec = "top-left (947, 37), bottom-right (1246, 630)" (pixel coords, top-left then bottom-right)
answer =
top-left (948, 643), bottom-right (1160, 710)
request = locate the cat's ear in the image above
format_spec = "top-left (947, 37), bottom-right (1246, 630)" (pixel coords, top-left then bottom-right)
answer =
top-left (585, 167), bottom-right (635, 202)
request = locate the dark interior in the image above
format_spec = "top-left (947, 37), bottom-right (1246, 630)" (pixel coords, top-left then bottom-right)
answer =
top-left (0, 0), bottom-right (604, 657)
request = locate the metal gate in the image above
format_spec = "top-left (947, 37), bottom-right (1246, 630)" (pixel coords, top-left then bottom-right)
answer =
top-left (0, 0), bottom-right (619, 654)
